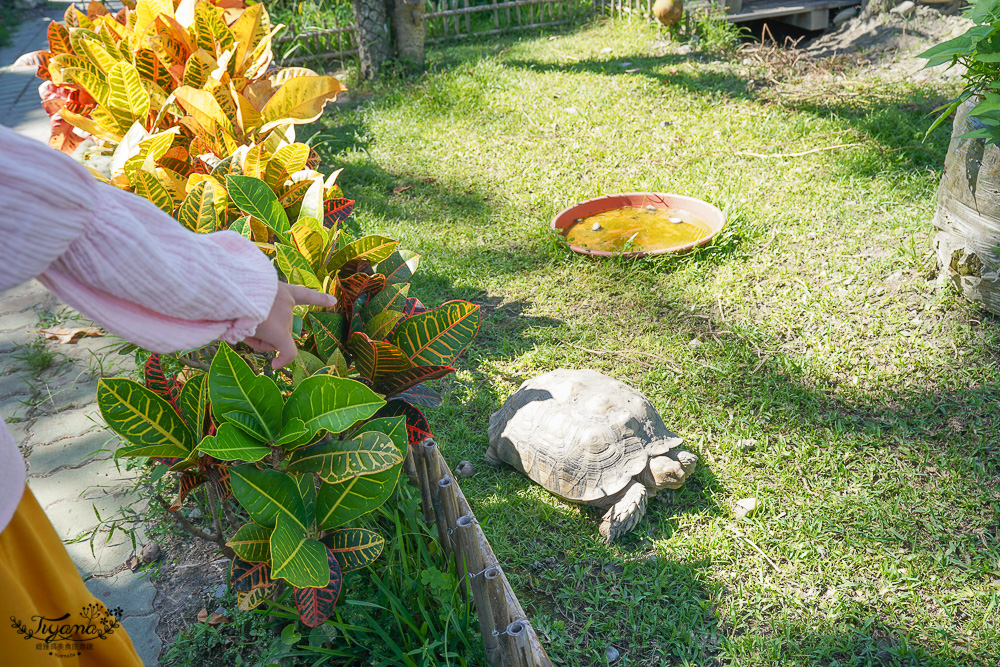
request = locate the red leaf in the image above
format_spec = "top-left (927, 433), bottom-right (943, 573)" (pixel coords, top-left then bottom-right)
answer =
top-left (158, 157), bottom-right (196, 177)
top-left (152, 456), bottom-right (183, 467)
top-left (401, 297), bottom-right (427, 318)
top-left (170, 472), bottom-right (207, 511)
top-left (294, 549), bottom-right (342, 627)
top-left (207, 464), bottom-right (232, 501)
top-left (374, 400), bottom-right (433, 446)
top-left (348, 333), bottom-right (413, 383)
top-left (323, 198), bottom-right (355, 228)
top-left (144, 354), bottom-right (182, 412)
top-left (338, 274), bottom-right (385, 324)
top-left (305, 148), bottom-right (321, 170)
top-left (231, 557), bottom-right (272, 592)
top-left (375, 365), bottom-right (454, 397)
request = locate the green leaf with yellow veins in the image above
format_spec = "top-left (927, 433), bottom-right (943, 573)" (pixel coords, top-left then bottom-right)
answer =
top-left (98, 379), bottom-right (194, 458)
top-left (283, 375), bottom-right (384, 437)
top-left (209, 342), bottom-right (284, 441)
top-left (270, 514), bottom-right (329, 588)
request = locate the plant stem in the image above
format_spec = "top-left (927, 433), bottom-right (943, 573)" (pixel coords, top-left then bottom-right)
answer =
top-left (154, 493), bottom-right (234, 558)
top-left (205, 484), bottom-right (225, 546)
top-left (174, 355), bottom-right (211, 372)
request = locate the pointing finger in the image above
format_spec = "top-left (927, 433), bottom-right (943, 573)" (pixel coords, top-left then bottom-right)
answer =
top-left (286, 284), bottom-right (337, 309)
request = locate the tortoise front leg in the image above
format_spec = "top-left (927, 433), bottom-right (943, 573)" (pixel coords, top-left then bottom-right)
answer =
top-left (599, 480), bottom-right (648, 542)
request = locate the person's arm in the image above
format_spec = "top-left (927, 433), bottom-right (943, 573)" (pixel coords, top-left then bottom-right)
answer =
top-left (0, 125), bottom-right (323, 361)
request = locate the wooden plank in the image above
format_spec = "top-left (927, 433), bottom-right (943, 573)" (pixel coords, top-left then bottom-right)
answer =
top-left (685, 0), bottom-right (859, 22)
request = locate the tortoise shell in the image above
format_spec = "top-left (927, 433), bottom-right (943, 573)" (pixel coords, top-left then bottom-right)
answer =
top-left (487, 369), bottom-right (683, 503)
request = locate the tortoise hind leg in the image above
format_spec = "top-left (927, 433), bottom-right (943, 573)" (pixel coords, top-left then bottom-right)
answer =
top-left (598, 481), bottom-right (648, 542)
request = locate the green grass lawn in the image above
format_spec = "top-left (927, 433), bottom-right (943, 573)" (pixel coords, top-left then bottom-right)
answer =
top-left (313, 18), bottom-right (1000, 666)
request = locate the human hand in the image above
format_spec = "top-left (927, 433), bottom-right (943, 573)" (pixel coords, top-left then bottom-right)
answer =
top-left (243, 283), bottom-right (337, 369)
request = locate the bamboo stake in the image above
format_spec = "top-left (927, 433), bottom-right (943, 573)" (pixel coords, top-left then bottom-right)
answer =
top-left (423, 441), bottom-right (449, 543)
top-left (456, 514), bottom-right (503, 667)
top-left (415, 438), bottom-right (435, 522)
top-left (483, 565), bottom-right (509, 644)
top-left (437, 476), bottom-right (467, 599)
top-left (403, 446), bottom-right (419, 487)
top-left (504, 620), bottom-right (534, 667)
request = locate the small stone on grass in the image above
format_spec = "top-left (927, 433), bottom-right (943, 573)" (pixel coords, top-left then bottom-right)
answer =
top-left (734, 498), bottom-right (757, 518)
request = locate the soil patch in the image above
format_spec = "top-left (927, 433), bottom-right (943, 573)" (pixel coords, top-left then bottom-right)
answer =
top-left (806, 2), bottom-right (974, 81)
top-left (150, 536), bottom-right (231, 657)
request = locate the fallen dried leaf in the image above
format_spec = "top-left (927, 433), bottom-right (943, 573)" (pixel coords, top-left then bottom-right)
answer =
top-left (392, 185), bottom-right (413, 194)
top-left (420, 177), bottom-right (436, 184)
top-left (126, 555), bottom-right (140, 572)
top-left (32, 326), bottom-right (103, 344)
top-left (197, 608), bottom-right (209, 623)
top-left (207, 612), bottom-right (229, 627)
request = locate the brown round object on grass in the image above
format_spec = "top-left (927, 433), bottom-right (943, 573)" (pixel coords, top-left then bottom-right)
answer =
top-left (653, 0), bottom-right (683, 26)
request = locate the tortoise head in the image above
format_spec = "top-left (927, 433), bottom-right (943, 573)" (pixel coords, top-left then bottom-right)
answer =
top-left (644, 450), bottom-right (698, 491)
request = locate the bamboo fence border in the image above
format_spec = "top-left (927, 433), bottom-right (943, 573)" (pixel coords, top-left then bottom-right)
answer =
top-left (406, 439), bottom-right (554, 667)
top-left (271, 0), bottom-right (591, 65)
top-left (426, 0), bottom-right (582, 41)
top-left (273, 20), bottom-right (359, 66)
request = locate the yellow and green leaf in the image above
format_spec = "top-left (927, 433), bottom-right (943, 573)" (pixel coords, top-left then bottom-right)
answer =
top-left (76, 37), bottom-right (118, 74)
top-left (258, 75), bottom-right (345, 133)
top-left (316, 463), bottom-right (401, 531)
top-left (133, 169), bottom-right (174, 213)
top-left (229, 466), bottom-right (308, 531)
top-left (263, 143), bottom-right (309, 189)
top-left (270, 514), bottom-right (329, 588)
top-left (179, 372), bottom-right (208, 435)
top-left (64, 66), bottom-right (110, 106)
top-left (392, 301), bottom-right (481, 367)
top-left (107, 60), bottom-right (151, 129)
top-left (227, 521), bottom-right (272, 563)
top-left (275, 243), bottom-right (321, 291)
top-left (198, 423), bottom-right (271, 462)
top-left (97, 378), bottom-right (195, 458)
top-left (322, 528), bottom-right (385, 573)
top-left (177, 179), bottom-right (219, 233)
top-left (326, 235), bottom-right (398, 275)
top-left (282, 375), bottom-right (384, 438)
top-left (286, 431), bottom-right (403, 484)
top-left (230, 3), bottom-right (269, 74)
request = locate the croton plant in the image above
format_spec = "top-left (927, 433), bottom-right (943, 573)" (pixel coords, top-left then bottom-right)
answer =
top-left (37, 0), bottom-right (482, 629)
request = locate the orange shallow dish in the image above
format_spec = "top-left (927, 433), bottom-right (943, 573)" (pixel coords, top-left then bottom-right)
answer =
top-left (551, 192), bottom-right (726, 258)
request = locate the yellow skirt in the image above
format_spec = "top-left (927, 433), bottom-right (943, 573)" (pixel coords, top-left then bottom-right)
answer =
top-left (0, 485), bottom-right (144, 666)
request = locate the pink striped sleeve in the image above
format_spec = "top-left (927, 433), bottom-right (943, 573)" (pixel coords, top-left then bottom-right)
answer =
top-left (0, 124), bottom-right (278, 353)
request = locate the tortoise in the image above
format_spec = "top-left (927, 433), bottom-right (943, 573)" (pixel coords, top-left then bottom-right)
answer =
top-left (486, 369), bottom-right (697, 542)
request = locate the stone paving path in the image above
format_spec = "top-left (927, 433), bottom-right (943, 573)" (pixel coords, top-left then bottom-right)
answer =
top-left (1, 7), bottom-right (161, 665)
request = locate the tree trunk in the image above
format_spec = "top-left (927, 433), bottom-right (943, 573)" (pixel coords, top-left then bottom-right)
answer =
top-left (392, 0), bottom-right (426, 66)
top-left (352, 0), bottom-right (391, 79)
